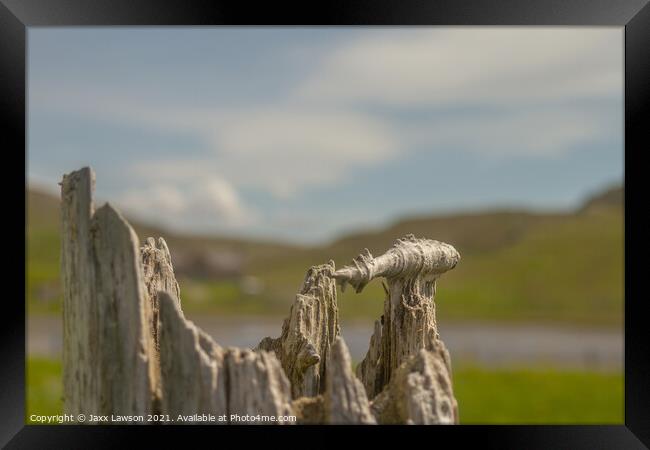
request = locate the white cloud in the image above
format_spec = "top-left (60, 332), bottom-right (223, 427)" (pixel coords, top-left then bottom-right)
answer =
top-left (296, 28), bottom-right (622, 107)
top-left (117, 176), bottom-right (256, 232)
top-left (120, 184), bottom-right (185, 214)
top-left (103, 106), bottom-right (400, 198)
top-left (202, 177), bottom-right (251, 223)
top-left (211, 109), bottom-right (398, 197)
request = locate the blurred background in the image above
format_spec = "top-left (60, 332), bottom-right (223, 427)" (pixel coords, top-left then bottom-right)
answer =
top-left (27, 27), bottom-right (623, 424)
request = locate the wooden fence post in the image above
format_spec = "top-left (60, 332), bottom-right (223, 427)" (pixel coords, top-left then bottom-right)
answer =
top-left (141, 236), bottom-right (181, 353)
top-left (61, 168), bottom-right (157, 420)
top-left (158, 292), bottom-right (294, 424)
top-left (370, 344), bottom-right (459, 424)
top-left (333, 234), bottom-right (460, 423)
top-left (324, 337), bottom-right (376, 424)
top-left (60, 167), bottom-right (97, 417)
top-left (158, 291), bottom-right (227, 420)
top-left (141, 236), bottom-right (181, 406)
top-left (60, 167), bottom-right (461, 425)
top-left (256, 261), bottom-right (340, 398)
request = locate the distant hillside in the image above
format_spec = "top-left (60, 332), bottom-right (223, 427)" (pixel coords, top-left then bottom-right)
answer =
top-left (245, 185), bottom-right (623, 326)
top-left (27, 189), bottom-right (302, 276)
top-left (579, 185), bottom-right (624, 213)
top-left (26, 185), bottom-right (623, 326)
top-left (321, 185), bottom-right (623, 262)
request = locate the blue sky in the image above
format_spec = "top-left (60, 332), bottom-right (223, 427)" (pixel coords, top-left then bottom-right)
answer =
top-left (28, 27), bottom-right (623, 244)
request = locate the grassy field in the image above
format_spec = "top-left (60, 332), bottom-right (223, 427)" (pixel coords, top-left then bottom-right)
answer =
top-left (26, 357), bottom-right (622, 424)
top-left (453, 364), bottom-right (623, 424)
top-left (27, 187), bottom-right (624, 326)
top-left (26, 358), bottom-right (64, 421)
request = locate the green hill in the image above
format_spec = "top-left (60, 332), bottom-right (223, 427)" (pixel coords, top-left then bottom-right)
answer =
top-left (26, 185), bottom-right (623, 326)
top-left (579, 185), bottom-right (623, 213)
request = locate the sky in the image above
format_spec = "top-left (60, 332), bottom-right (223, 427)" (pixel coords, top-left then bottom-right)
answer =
top-left (28, 27), bottom-right (623, 244)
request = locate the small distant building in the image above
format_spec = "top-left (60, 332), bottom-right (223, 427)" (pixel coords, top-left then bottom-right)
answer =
top-left (171, 248), bottom-right (245, 280)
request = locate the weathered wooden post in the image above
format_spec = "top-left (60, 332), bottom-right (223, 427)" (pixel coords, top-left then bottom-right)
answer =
top-left (324, 337), bottom-right (376, 424)
top-left (369, 342), bottom-right (458, 424)
top-left (61, 167), bottom-right (295, 424)
top-left (158, 292), bottom-right (294, 423)
top-left (141, 236), bottom-right (181, 354)
top-left (60, 167), bottom-right (97, 417)
top-left (141, 236), bottom-right (182, 406)
top-left (61, 167), bottom-right (158, 420)
top-left (256, 261), bottom-right (340, 398)
top-left (334, 234), bottom-right (460, 423)
top-left (60, 166), bottom-right (461, 425)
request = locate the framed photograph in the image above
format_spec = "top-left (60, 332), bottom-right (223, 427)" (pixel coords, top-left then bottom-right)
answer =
top-left (2, 0), bottom-right (648, 447)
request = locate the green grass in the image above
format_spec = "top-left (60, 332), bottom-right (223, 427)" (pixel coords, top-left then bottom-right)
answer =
top-left (438, 210), bottom-right (623, 326)
top-left (26, 358), bottom-right (63, 423)
top-left (27, 226), bottom-right (63, 315)
top-left (26, 357), bottom-right (622, 424)
top-left (453, 364), bottom-right (623, 424)
top-left (178, 278), bottom-right (281, 315)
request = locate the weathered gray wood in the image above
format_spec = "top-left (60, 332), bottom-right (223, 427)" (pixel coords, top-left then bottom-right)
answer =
top-left (141, 236), bottom-right (181, 352)
top-left (324, 337), bottom-right (376, 424)
top-left (355, 319), bottom-right (383, 400)
top-left (370, 345), bottom-right (459, 425)
top-left (60, 167), bottom-right (97, 416)
top-left (256, 261), bottom-right (340, 398)
top-left (141, 236), bottom-right (181, 406)
top-left (158, 291), bottom-right (227, 421)
top-left (61, 167), bottom-right (157, 420)
top-left (334, 234), bottom-right (460, 399)
top-left (91, 204), bottom-right (157, 418)
top-left (224, 348), bottom-right (294, 424)
top-left (158, 292), bottom-right (294, 424)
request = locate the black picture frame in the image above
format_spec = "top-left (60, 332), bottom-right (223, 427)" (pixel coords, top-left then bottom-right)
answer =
top-left (2, 0), bottom-right (648, 447)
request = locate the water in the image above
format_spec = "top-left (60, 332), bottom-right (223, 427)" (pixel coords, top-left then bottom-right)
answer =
top-left (28, 315), bottom-right (622, 371)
